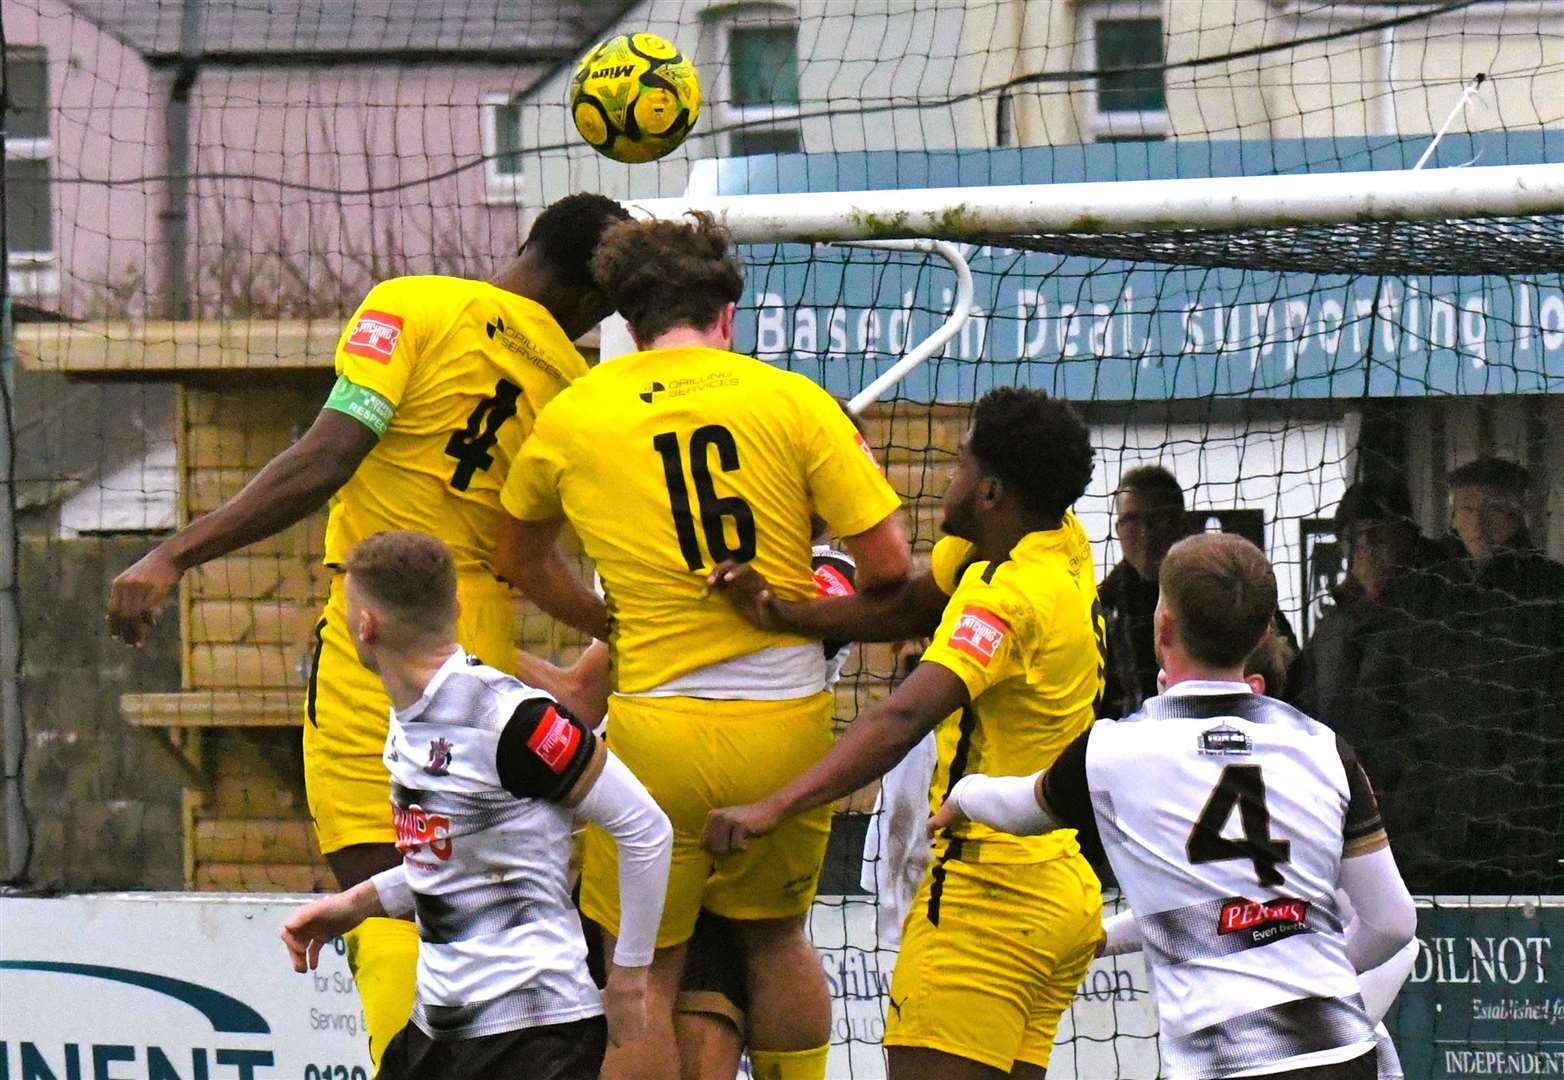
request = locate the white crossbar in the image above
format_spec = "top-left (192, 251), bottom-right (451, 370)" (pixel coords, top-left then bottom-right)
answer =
top-left (629, 162), bottom-right (1564, 244)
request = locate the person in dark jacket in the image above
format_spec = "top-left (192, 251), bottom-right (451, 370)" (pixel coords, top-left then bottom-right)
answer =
top-left (1357, 457), bottom-right (1564, 894)
top-left (1290, 476), bottom-right (1451, 740)
top-left (1101, 465), bottom-right (1298, 719)
top-left (1098, 465), bottom-right (1188, 718)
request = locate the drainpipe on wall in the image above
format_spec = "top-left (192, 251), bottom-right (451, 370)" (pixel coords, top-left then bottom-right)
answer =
top-left (161, 0), bottom-right (205, 319)
top-left (0, 38), bottom-right (28, 883)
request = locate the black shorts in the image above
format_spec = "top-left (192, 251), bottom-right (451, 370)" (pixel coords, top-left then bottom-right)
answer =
top-left (581, 907), bottom-right (749, 1027)
top-left (1264, 1049), bottom-right (1379, 1080)
top-left (376, 1016), bottom-right (607, 1080)
top-left (677, 909), bottom-right (750, 1027)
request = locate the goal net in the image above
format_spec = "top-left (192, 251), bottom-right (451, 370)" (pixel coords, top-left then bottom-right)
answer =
top-left (3, 1), bottom-right (1562, 1078)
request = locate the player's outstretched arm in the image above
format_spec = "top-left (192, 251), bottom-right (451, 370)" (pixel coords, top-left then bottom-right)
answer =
top-left (281, 875), bottom-right (390, 973)
top-left (108, 409), bottom-right (377, 646)
top-left (567, 747), bottom-right (673, 1047)
top-left (495, 516), bottom-right (611, 641)
top-left (709, 562), bottom-right (946, 643)
top-left (926, 770), bottom-right (1057, 838)
top-left (702, 661), bottom-right (967, 854)
top-left (514, 640), bottom-right (611, 727)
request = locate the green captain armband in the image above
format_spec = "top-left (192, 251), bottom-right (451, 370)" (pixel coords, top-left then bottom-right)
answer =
top-left (323, 375), bottom-right (394, 438)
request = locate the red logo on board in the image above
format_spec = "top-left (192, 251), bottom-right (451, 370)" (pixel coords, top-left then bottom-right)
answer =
top-left (344, 310), bottom-right (404, 363)
top-left (948, 606), bottom-right (1008, 666)
top-left (527, 706), bottom-right (580, 775)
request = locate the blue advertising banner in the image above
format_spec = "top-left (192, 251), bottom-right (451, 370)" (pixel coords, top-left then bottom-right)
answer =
top-left (1389, 900), bottom-right (1564, 1078)
top-left (708, 132), bottom-right (1564, 403)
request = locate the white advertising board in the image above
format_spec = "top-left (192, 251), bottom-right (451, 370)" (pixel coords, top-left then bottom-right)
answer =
top-left (0, 893), bottom-right (372, 1080)
top-left (1, 892), bottom-right (1163, 1080)
top-left (808, 894), bottom-right (1164, 1080)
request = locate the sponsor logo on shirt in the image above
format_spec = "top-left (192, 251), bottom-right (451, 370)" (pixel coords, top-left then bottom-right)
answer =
top-left (854, 431), bottom-right (879, 466)
top-left (486, 314), bottom-right (565, 381)
top-left (1198, 724), bottom-right (1252, 756)
top-left (948, 605), bottom-right (1008, 666)
top-left (393, 803), bottom-right (453, 861)
top-left (527, 706), bottom-right (580, 775)
top-left (813, 563), bottom-right (854, 598)
top-left (636, 374), bottom-right (739, 403)
top-left (424, 737), bottom-right (453, 776)
top-left (1218, 896), bottom-right (1311, 943)
top-left (343, 310), bottom-right (404, 363)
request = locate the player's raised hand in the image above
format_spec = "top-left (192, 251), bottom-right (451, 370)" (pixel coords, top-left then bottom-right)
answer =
top-left (106, 547), bottom-right (181, 646)
top-left (704, 560), bottom-right (781, 630)
top-left (603, 963), bottom-right (650, 1047)
top-left (927, 798), bottom-right (966, 839)
top-left (281, 893), bottom-right (362, 973)
top-left (701, 799), bottom-right (784, 855)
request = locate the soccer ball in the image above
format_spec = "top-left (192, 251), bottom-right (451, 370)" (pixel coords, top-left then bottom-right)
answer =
top-left (569, 33), bottom-right (701, 164)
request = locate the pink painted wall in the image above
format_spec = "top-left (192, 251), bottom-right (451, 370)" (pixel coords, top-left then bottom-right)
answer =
top-left (6, 0), bottom-right (557, 319)
top-left (183, 62), bottom-right (551, 318)
top-left (5, 0), bottom-right (162, 317)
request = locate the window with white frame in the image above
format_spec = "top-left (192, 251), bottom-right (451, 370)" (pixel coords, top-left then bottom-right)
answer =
top-left (5, 46), bottom-right (56, 294)
top-left (719, 20), bottom-right (802, 157)
top-left (480, 93), bottom-right (526, 203)
top-left (1079, 2), bottom-right (1168, 142)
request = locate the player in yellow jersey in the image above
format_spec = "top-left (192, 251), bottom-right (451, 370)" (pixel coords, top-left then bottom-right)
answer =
top-left (494, 212), bottom-right (911, 1080)
top-left (704, 387), bottom-right (1108, 1080)
top-left (105, 193), bottom-right (631, 1069)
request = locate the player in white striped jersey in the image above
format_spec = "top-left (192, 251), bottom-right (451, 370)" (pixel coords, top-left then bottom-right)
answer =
top-left (282, 531), bottom-right (673, 1080)
top-left (1238, 632), bottom-right (1415, 1080)
top-left (931, 533), bottom-right (1417, 1080)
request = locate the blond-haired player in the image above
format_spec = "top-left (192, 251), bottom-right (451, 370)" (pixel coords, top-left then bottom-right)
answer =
top-left (282, 530), bottom-right (672, 1080)
top-left (107, 193), bottom-right (631, 1068)
top-left (495, 212), bottom-right (911, 1080)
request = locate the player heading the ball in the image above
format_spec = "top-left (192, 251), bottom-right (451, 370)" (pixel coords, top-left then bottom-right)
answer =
top-left (108, 192), bottom-right (632, 1068)
top-left (282, 531), bottom-right (672, 1080)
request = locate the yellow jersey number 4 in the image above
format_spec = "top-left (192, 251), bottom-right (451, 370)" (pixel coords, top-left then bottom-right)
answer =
top-left (446, 380), bottom-right (522, 491)
top-left (652, 425), bottom-right (757, 571)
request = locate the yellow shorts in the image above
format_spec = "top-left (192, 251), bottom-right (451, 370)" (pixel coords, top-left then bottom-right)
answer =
top-left (579, 692), bottom-right (834, 950)
top-left (884, 852), bottom-right (1103, 1072)
top-left (302, 573), bottom-right (517, 854)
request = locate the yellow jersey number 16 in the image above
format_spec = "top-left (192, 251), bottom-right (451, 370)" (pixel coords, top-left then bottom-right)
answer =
top-left (652, 424), bottom-right (757, 571)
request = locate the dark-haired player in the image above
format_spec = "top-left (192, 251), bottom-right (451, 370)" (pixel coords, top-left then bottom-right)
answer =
top-left (705, 387), bottom-right (1108, 1080)
top-left (496, 212), bottom-right (910, 1080)
top-left (108, 192), bottom-right (632, 1067)
top-left (282, 531), bottom-right (672, 1080)
top-left (933, 532), bottom-right (1417, 1080)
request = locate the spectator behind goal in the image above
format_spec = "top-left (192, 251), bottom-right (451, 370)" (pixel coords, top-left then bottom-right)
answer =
top-left (1352, 457), bottom-right (1564, 893)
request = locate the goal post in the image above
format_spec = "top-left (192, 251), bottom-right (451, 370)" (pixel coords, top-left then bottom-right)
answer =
top-left (631, 161), bottom-right (1564, 245)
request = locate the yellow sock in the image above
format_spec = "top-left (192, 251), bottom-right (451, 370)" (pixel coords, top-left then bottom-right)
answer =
top-left (345, 916), bottom-right (419, 1071)
top-left (750, 1045), bottom-right (829, 1080)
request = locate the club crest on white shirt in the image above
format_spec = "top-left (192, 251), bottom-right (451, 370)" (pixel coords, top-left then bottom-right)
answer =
top-left (1198, 724), bottom-right (1252, 756)
top-left (425, 737), bottom-right (454, 776)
